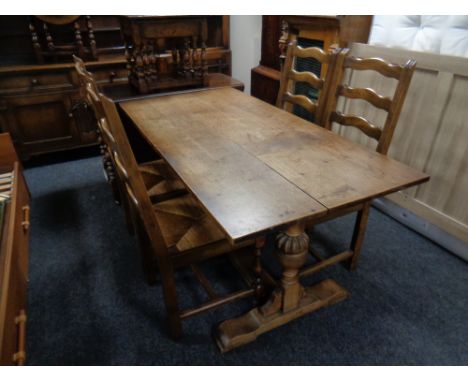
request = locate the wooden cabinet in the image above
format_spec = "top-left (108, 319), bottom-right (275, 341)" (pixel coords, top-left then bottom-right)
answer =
top-left (251, 16), bottom-right (373, 106)
top-left (0, 16), bottom-right (233, 160)
top-left (0, 15), bottom-right (127, 160)
top-left (0, 133), bottom-right (30, 366)
top-left (0, 85), bottom-right (97, 158)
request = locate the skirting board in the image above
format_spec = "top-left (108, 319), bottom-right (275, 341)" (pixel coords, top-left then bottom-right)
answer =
top-left (372, 197), bottom-right (468, 262)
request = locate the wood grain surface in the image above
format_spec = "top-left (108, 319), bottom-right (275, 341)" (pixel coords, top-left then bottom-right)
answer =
top-left (121, 87), bottom-right (428, 240)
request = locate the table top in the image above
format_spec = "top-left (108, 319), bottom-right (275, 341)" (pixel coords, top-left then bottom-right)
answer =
top-left (120, 87), bottom-right (429, 242)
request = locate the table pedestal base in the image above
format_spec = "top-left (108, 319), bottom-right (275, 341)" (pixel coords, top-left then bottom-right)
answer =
top-left (214, 278), bottom-right (349, 353)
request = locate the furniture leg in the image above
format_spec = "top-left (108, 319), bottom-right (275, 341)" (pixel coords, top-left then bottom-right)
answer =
top-left (214, 221), bottom-right (349, 352)
top-left (135, 221), bottom-right (158, 285)
top-left (120, 186), bottom-right (135, 236)
top-left (157, 255), bottom-right (183, 340)
top-left (349, 202), bottom-right (371, 270)
top-left (253, 236), bottom-right (265, 301)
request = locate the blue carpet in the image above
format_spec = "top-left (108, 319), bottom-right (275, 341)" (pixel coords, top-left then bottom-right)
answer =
top-left (23, 155), bottom-right (468, 365)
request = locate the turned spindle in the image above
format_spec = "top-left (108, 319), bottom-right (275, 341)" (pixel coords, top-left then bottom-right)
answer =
top-left (200, 41), bottom-right (207, 77)
top-left (74, 21), bottom-right (85, 58)
top-left (43, 23), bottom-right (55, 53)
top-left (29, 21), bottom-right (43, 63)
top-left (254, 237), bottom-right (266, 300)
top-left (182, 38), bottom-right (191, 78)
top-left (86, 16), bottom-right (97, 59)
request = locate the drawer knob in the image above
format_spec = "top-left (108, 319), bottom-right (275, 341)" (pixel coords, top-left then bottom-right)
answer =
top-left (31, 78), bottom-right (38, 85)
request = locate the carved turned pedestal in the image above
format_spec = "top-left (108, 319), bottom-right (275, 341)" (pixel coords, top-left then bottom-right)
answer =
top-left (214, 221), bottom-right (349, 353)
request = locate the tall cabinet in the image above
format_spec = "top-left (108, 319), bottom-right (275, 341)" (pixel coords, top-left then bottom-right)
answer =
top-left (0, 16), bottom-right (232, 160)
top-left (251, 16), bottom-right (373, 106)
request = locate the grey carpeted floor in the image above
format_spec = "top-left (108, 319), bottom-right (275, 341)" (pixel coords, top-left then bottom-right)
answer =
top-left (23, 155), bottom-right (468, 365)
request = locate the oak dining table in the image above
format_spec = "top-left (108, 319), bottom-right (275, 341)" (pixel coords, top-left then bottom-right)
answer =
top-left (119, 87), bottom-right (429, 352)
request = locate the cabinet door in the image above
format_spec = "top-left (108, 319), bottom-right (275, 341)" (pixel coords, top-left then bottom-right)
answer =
top-left (0, 92), bottom-right (83, 158)
top-left (0, 166), bottom-right (29, 366)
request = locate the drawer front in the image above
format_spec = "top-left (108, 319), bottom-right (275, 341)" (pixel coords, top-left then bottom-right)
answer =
top-left (89, 65), bottom-right (128, 87)
top-left (0, 70), bottom-right (74, 95)
top-left (0, 167), bottom-right (29, 365)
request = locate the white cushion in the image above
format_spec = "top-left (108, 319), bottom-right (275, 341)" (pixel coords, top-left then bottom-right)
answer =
top-left (440, 16), bottom-right (468, 57)
top-left (369, 15), bottom-right (468, 58)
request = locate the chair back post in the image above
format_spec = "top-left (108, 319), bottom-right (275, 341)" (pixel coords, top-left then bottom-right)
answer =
top-left (84, 81), bottom-right (105, 120)
top-left (73, 54), bottom-right (103, 117)
top-left (314, 46), bottom-right (341, 126)
top-left (99, 96), bottom-right (182, 336)
top-left (276, 40), bottom-right (297, 109)
top-left (73, 55), bottom-right (96, 89)
top-left (98, 95), bottom-right (171, 260)
top-left (376, 59), bottom-right (416, 154)
top-left (73, 55), bottom-right (112, 147)
top-left (320, 47), bottom-right (348, 129)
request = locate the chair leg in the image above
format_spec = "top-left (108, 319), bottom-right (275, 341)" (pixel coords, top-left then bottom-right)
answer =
top-left (157, 255), bottom-right (183, 340)
top-left (135, 220), bottom-right (158, 285)
top-left (109, 176), bottom-right (122, 205)
top-left (119, 187), bottom-right (136, 236)
top-left (348, 202), bottom-right (371, 271)
top-left (102, 151), bottom-right (121, 205)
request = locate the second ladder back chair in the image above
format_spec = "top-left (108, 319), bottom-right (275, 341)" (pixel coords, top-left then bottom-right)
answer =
top-left (98, 95), bottom-right (267, 340)
top-left (321, 49), bottom-right (417, 155)
top-left (276, 40), bottom-right (338, 125)
top-left (73, 55), bottom-right (186, 209)
top-left (302, 50), bottom-right (416, 277)
top-left (74, 55), bottom-right (122, 204)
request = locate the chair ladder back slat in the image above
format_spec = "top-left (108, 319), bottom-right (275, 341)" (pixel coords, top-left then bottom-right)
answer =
top-left (125, 182), bottom-right (139, 207)
top-left (283, 92), bottom-right (317, 115)
top-left (343, 56), bottom-right (403, 79)
top-left (98, 118), bottom-right (116, 145)
top-left (85, 82), bottom-right (100, 104)
top-left (330, 111), bottom-right (382, 140)
top-left (276, 40), bottom-right (336, 125)
top-left (112, 149), bottom-right (129, 180)
top-left (85, 85), bottom-right (111, 147)
top-left (338, 85), bottom-right (392, 111)
top-left (293, 45), bottom-right (330, 63)
top-left (288, 70), bottom-right (323, 90)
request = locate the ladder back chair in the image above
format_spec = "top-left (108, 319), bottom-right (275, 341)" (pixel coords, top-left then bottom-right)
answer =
top-left (98, 95), bottom-right (267, 340)
top-left (321, 49), bottom-right (417, 155)
top-left (301, 50), bottom-right (416, 276)
top-left (73, 56), bottom-right (186, 208)
top-left (276, 40), bottom-right (338, 125)
top-left (74, 55), bottom-right (121, 204)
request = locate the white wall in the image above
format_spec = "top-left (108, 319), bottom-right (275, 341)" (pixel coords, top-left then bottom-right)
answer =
top-left (230, 16), bottom-right (262, 93)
